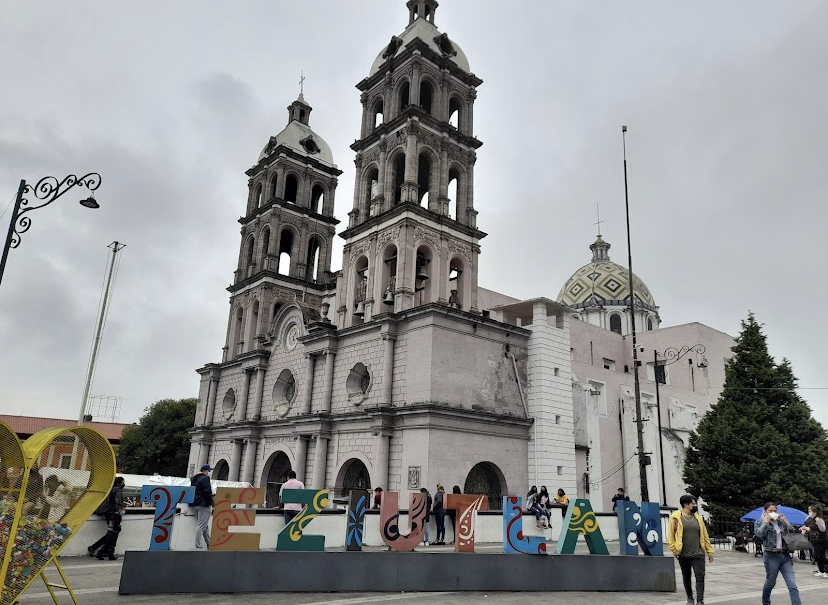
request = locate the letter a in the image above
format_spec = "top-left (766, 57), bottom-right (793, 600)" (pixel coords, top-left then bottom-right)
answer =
top-left (556, 499), bottom-right (608, 555)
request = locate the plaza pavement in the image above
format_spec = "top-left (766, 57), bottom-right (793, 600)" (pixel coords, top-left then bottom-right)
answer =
top-left (15, 545), bottom-right (828, 605)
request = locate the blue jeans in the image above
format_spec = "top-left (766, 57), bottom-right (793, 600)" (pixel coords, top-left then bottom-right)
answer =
top-left (762, 552), bottom-right (801, 605)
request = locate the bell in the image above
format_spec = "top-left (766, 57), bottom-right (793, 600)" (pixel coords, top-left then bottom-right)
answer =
top-left (353, 301), bottom-right (365, 317)
top-left (383, 291), bottom-right (395, 305)
top-left (416, 265), bottom-right (429, 281)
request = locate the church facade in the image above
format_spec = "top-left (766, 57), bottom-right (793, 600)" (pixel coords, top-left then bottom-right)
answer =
top-left (188, 0), bottom-right (733, 513)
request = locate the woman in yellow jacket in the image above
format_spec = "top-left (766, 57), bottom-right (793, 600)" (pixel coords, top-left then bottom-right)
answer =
top-left (668, 494), bottom-right (714, 605)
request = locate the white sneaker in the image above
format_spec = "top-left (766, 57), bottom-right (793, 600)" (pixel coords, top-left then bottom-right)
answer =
top-left (820, 572), bottom-right (828, 578)
top-left (424, 541), bottom-right (429, 546)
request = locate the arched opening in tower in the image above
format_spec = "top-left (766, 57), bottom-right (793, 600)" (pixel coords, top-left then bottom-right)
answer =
top-left (365, 167), bottom-right (379, 215)
top-left (255, 184), bottom-right (263, 209)
top-left (231, 306), bottom-right (244, 356)
top-left (448, 167), bottom-right (460, 220)
top-left (381, 243), bottom-right (398, 305)
top-left (449, 97), bottom-right (462, 129)
top-left (311, 185), bottom-right (325, 214)
top-left (373, 99), bottom-right (384, 130)
top-left (246, 300), bottom-right (259, 349)
top-left (246, 236), bottom-right (256, 275)
top-left (448, 257), bottom-right (465, 310)
top-left (398, 82), bottom-right (410, 114)
top-left (414, 245), bottom-right (433, 305)
top-left (419, 81), bottom-right (433, 115)
top-left (278, 229), bottom-right (293, 276)
top-left (261, 227), bottom-right (271, 269)
top-left (417, 152), bottom-right (432, 208)
top-left (306, 236), bottom-right (321, 283)
top-left (284, 174), bottom-right (299, 204)
top-left (610, 314), bottom-right (622, 335)
top-left (393, 153), bottom-right (406, 204)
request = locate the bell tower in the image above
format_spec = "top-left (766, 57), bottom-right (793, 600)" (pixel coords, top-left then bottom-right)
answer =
top-left (223, 93), bottom-right (341, 361)
top-left (336, 0), bottom-right (485, 327)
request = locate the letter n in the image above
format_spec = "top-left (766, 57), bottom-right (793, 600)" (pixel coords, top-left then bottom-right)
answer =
top-left (617, 500), bottom-right (663, 556)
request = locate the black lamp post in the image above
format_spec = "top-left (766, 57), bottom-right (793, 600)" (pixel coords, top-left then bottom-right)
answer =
top-left (0, 173), bottom-right (102, 288)
top-left (653, 343), bottom-right (706, 507)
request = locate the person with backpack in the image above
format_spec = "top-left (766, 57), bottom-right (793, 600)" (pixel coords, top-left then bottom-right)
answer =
top-left (191, 464), bottom-right (214, 549)
top-left (95, 502), bottom-right (126, 560)
top-left (87, 476), bottom-right (124, 557)
top-left (419, 487), bottom-right (433, 546)
top-left (801, 504), bottom-right (828, 578)
top-left (432, 484), bottom-right (446, 545)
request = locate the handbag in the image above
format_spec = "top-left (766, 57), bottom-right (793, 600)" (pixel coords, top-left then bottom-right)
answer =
top-left (781, 531), bottom-right (811, 553)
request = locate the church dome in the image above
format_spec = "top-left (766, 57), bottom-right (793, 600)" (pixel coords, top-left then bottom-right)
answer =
top-left (557, 236), bottom-right (657, 312)
top-left (258, 95), bottom-right (336, 167)
top-left (369, 12), bottom-right (470, 76)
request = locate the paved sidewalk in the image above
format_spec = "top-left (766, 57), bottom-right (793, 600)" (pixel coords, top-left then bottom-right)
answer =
top-left (15, 547), bottom-right (828, 604)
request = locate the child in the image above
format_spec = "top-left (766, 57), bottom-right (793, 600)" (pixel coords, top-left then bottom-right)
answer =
top-left (95, 503), bottom-right (125, 560)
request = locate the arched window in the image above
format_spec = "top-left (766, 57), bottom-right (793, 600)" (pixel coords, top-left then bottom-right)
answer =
top-left (373, 99), bottom-right (384, 130)
top-left (392, 153), bottom-right (406, 204)
top-left (246, 237), bottom-right (256, 276)
top-left (448, 97), bottom-right (462, 129)
top-left (278, 229), bottom-right (293, 276)
top-left (448, 257), bottom-right (466, 310)
top-left (417, 152), bottom-right (432, 208)
top-left (311, 185), bottom-right (325, 214)
top-left (264, 452), bottom-right (292, 507)
top-left (247, 300), bottom-right (259, 350)
top-left (299, 109), bottom-right (306, 123)
top-left (447, 167), bottom-right (460, 219)
top-left (213, 459), bottom-right (230, 481)
top-left (398, 81), bottom-right (410, 113)
top-left (414, 245), bottom-right (433, 305)
top-left (381, 244), bottom-right (398, 307)
top-left (231, 307), bottom-right (244, 356)
top-left (463, 462), bottom-right (505, 511)
top-left (337, 458), bottom-right (371, 498)
top-left (261, 228), bottom-right (271, 269)
top-left (306, 236), bottom-right (321, 282)
top-left (353, 256), bottom-right (369, 323)
top-left (270, 174), bottom-right (279, 199)
top-left (419, 80), bottom-right (434, 115)
top-left (647, 316), bottom-right (654, 331)
top-left (285, 174), bottom-right (298, 204)
top-left (365, 167), bottom-right (379, 215)
top-left (255, 184), bottom-right (263, 209)
top-left (609, 314), bottom-right (622, 335)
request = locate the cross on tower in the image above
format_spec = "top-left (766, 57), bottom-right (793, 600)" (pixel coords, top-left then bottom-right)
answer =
top-left (594, 203), bottom-right (603, 236)
top-left (299, 71), bottom-right (306, 96)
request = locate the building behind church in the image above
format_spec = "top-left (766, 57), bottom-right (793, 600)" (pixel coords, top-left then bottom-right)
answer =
top-left (188, 0), bottom-right (734, 513)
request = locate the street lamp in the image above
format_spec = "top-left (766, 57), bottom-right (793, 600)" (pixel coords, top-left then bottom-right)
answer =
top-left (653, 344), bottom-right (706, 506)
top-left (0, 173), bottom-right (102, 288)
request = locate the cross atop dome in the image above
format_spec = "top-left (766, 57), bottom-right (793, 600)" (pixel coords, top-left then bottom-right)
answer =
top-left (407, 0), bottom-right (438, 25)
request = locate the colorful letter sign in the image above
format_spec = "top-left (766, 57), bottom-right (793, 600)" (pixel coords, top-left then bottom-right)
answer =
top-left (210, 487), bottom-right (264, 551)
top-left (346, 491), bottom-right (367, 551)
top-left (277, 489), bottom-right (329, 551)
top-left (617, 500), bottom-right (663, 556)
top-left (556, 499), bottom-right (609, 555)
top-left (502, 496), bottom-right (547, 555)
top-left (140, 485), bottom-right (194, 550)
top-left (445, 494), bottom-right (487, 553)
top-left (379, 491), bottom-right (427, 552)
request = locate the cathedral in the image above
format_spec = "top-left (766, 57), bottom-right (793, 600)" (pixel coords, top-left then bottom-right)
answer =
top-left (188, 0), bottom-right (734, 513)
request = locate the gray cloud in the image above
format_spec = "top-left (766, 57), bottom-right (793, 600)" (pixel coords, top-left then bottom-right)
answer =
top-left (1, 0), bottom-right (825, 426)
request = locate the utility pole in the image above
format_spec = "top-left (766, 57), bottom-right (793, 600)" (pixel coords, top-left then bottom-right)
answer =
top-left (622, 125), bottom-right (649, 502)
top-left (79, 241), bottom-right (126, 424)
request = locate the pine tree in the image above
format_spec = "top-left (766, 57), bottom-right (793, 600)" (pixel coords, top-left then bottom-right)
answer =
top-left (684, 314), bottom-right (828, 520)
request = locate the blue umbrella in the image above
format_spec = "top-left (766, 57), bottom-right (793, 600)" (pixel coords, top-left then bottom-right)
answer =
top-left (740, 505), bottom-right (808, 526)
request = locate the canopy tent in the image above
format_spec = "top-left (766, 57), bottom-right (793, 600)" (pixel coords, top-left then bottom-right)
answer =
top-left (740, 505), bottom-right (808, 526)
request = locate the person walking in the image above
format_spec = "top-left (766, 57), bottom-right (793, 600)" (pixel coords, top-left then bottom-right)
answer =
top-left (190, 464), bottom-right (214, 550)
top-left (279, 470), bottom-right (305, 525)
top-left (668, 494), bottom-right (713, 605)
top-left (95, 502), bottom-right (126, 560)
top-left (419, 487), bottom-right (433, 546)
top-left (88, 476), bottom-right (124, 556)
top-left (433, 484), bottom-right (447, 545)
top-left (754, 502), bottom-right (802, 605)
top-left (801, 504), bottom-right (827, 578)
top-left (612, 488), bottom-right (630, 512)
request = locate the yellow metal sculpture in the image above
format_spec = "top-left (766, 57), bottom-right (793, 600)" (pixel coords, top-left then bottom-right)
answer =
top-left (0, 420), bottom-right (115, 605)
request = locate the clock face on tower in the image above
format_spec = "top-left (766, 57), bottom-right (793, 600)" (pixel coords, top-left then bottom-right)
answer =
top-left (285, 324), bottom-right (299, 351)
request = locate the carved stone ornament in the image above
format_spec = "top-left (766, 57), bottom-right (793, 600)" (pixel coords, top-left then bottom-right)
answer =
top-left (447, 239), bottom-right (473, 261)
top-left (348, 239), bottom-right (373, 265)
top-left (362, 146), bottom-right (380, 166)
top-left (377, 226), bottom-right (402, 247)
top-left (408, 466), bottom-right (421, 490)
top-left (446, 145), bottom-right (466, 164)
top-left (414, 227), bottom-right (441, 251)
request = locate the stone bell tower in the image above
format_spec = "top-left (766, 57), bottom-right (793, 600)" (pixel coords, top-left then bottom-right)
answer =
top-left (336, 0), bottom-right (485, 328)
top-left (223, 93), bottom-right (341, 362)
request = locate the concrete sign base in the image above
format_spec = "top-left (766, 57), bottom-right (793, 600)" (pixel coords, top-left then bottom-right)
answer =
top-left (118, 550), bottom-right (676, 594)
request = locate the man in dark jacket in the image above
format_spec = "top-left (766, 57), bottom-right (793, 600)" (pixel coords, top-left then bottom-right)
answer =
top-left (88, 476), bottom-right (124, 557)
top-left (191, 464), bottom-right (214, 549)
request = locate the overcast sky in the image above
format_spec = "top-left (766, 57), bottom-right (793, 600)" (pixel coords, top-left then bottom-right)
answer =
top-left (1, 0), bottom-right (826, 428)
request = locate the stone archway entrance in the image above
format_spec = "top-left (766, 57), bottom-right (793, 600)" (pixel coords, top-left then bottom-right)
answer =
top-left (463, 461), bottom-right (505, 511)
top-left (213, 459), bottom-right (230, 481)
top-left (337, 458), bottom-right (371, 498)
top-left (264, 451), bottom-right (292, 508)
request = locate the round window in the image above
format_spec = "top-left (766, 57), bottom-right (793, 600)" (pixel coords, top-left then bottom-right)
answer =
top-left (273, 369), bottom-right (296, 417)
top-left (346, 363), bottom-right (370, 405)
top-left (222, 389), bottom-right (236, 420)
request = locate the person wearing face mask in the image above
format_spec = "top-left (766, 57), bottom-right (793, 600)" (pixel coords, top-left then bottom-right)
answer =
top-left (754, 502), bottom-right (802, 605)
top-left (668, 494), bottom-right (713, 605)
top-left (800, 504), bottom-right (827, 577)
